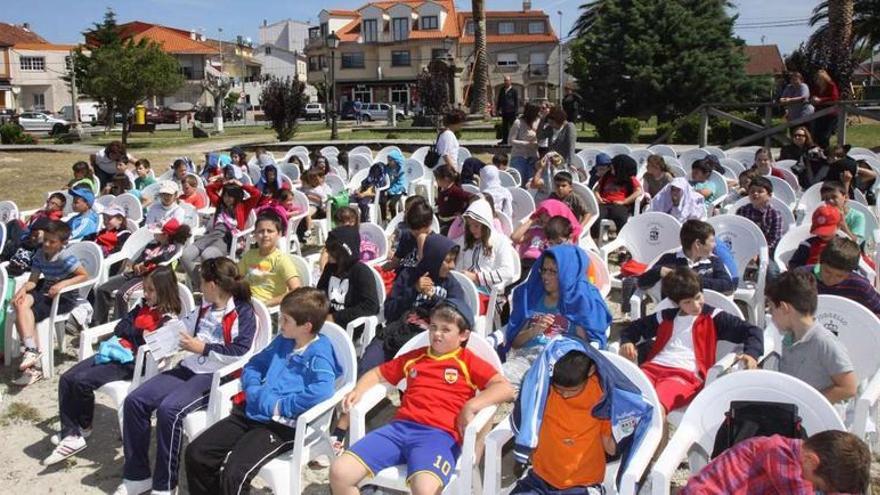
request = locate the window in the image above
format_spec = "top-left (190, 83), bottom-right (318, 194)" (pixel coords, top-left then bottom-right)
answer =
top-left (529, 52), bottom-right (548, 74)
top-left (496, 53), bottom-right (518, 67)
top-left (33, 93), bottom-right (45, 111)
top-left (309, 57), bottom-right (320, 71)
top-left (309, 27), bottom-right (321, 39)
top-left (466, 21), bottom-right (475, 35)
top-left (392, 18), bottom-right (409, 41)
top-left (498, 22), bottom-right (515, 35)
top-left (421, 16), bottom-right (438, 30)
top-left (264, 46), bottom-right (272, 55)
top-left (321, 23), bottom-right (328, 38)
top-left (390, 84), bottom-right (410, 106)
top-left (341, 52), bottom-right (365, 69)
top-left (528, 21), bottom-right (545, 34)
top-left (363, 19), bottom-right (378, 42)
top-left (353, 84), bottom-right (372, 103)
top-left (529, 84), bottom-right (547, 100)
top-left (391, 50), bottom-right (411, 67)
top-left (20, 56), bottom-right (45, 71)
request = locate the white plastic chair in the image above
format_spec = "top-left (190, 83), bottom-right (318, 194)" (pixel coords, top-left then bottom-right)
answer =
top-left (79, 284), bottom-right (195, 435)
top-left (510, 187), bottom-right (536, 228)
top-left (599, 212), bottom-right (682, 289)
top-left (410, 146), bottom-right (430, 164)
top-left (320, 145), bottom-right (340, 159)
top-left (288, 253), bottom-right (313, 288)
top-left (850, 147), bottom-right (877, 158)
top-left (182, 299), bottom-right (273, 440)
top-left (498, 170), bottom-right (518, 188)
top-left (280, 163), bottom-right (301, 183)
top-left (795, 182), bottom-right (824, 224)
top-left (767, 176), bottom-right (798, 208)
top-left (586, 248), bottom-right (611, 298)
top-left (228, 210), bottom-right (257, 261)
top-left (649, 371), bottom-right (847, 495)
top-left (647, 144), bottom-right (677, 158)
top-left (359, 222), bottom-right (388, 266)
top-left (100, 227), bottom-right (158, 284)
top-left (483, 351), bottom-right (664, 495)
top-left (727, 149), bottom-right (757, 165)
top-left (450, 270), bottom-right (487, 335)
top-left (139, 182), bottom-right (162, 204)
top-left (348, 168), bottom-right (389, 225)
top-left (571, 182), bottom-right (601, 241)
top-left (506, 167), bottom-right (523, 186)
top-left (629, 148), bottom-right (653, 167)
top-left (349, 331), bottom-right (501, 495)
top-left (496, 211), bottom-right (513, 236)
top-left (730, 196), bottom-right (795, 233)
top-left (773, 223), bottom-right (813, 270)
top-left (456, 147), bottom-right (472, 170)
top-left (375, 146), bottom-right (402, 165)
top-left (112, 193), bottom-right (144, 225)
top-left (708, 214), bottom-right (770, 326)
top-left (284, 190), bottom-right (310, 255)
top-left (679, 148), bottom-right (709, 172)
top-left (383, 212), bottom-right (441, 241)
top-left (706, 170), bottom-right (730, 210)
top-left (604, 144), bottom-right (632, 157)
top-left (324, 174), bottom-right (346, 197)
top-left (344, 265), bottom-right (386, 357)
top-left (720, 158), bottom-right (745, 177)
top-left (348, 153), bottom-right (373, 176)
top-left (576, 148), bottom-right (605, 169)
top-left (349, 146), bottom-right (373, 162)
top-left (702, 146), bottom-right (726, 159)
top-left (0, 200), bottom-right (19, 224)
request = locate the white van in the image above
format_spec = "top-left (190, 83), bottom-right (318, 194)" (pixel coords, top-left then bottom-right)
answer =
top-left (60, 102), bottom-right (99, 124)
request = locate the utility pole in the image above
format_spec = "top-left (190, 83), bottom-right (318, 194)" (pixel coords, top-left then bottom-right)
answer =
top-left (68, 48), bottom-right (82, 137)
top-left (557, 10), bottom-right (564, 105)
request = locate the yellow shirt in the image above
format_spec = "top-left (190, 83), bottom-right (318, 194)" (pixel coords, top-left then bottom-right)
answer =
top-left (532, 375), bottom-right (611, 489)
top-left (238, 248), bottom-right (299, 304)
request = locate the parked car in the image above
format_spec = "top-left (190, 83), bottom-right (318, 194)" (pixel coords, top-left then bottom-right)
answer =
top-left (305, 102), bottom-right (325, 120)
top-left (15, 112), bottom-right (69, 135)
top-left (59, 102), bottom-right (100, 124)
top-left (358, 103), bottom-right (407, 122)
top-left (144, 107), bottom-right (179, 124)
top-left (340, 101), bottom-right (358, 120)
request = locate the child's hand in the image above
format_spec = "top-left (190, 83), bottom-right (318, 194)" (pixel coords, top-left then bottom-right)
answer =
top-left (530, 314), bottom-right (555, 336)
top-left (12, 290), bottom-right (26, 306)
top-left (47, 283), bottom-right (63, 298)
top-left (179, 331), bottom-right (205, 354)
top-left (456, 402), bottom-right (478, 437)
top-left (417, 273), bottom-right (434, 295)
top-left (735, 354), bottom-right (758, 370)
top-left (620, 343), bottom-right (638, 362)
top-left (342, 389), bottom-right (362, 413)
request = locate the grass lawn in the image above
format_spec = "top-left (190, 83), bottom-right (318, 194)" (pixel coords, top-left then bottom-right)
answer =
top-left (842, 121), bottom-right (880, 149)
top-left (80, 125), bottom-right (288, 150)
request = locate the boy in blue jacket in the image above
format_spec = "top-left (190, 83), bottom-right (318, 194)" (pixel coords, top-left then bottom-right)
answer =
top-left (184, 287), bottom-right (342, 495)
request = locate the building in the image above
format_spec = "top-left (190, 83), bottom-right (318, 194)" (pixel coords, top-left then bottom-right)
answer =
top-left (741, 45), bottom-right (786, 77)
top-left (303, 0), bottom-right (559, 112)
top-left (0, 22), bottom-right (75, 113)
top-left (256, 19), bottom-right (309, 80)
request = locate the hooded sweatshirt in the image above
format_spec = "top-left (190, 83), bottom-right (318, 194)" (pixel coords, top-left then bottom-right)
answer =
top-left (384, 233), bottom-right (466, 322)
top-left (317, 226), bottom-right (380, 328)
top-left (240, 332), bottom-right (342, 422)
top-left (650, 177), bottom-right (707, 222)
top-left (455, 199), bottom-right (519, 292)
top-left (256, 164), bottom-right (285, 195)
top-left (480, 165), bottom-right (513, 219)
top-left (518, 199), bottom-right (582, 260)
top-left (202, 153), bottom-right (232, 179)
top-left (384, 149), bottom-right (409, 196)
top-left (507, 244), bottom-right (612, 349)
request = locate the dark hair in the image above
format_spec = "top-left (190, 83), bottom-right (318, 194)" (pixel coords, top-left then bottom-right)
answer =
top-left (765, 270), bottom-right (817, 315)
top-left (680, 220), bottom-right (714, 251)
top-left (754, 147), bottom-right (772, 161)
top-left (280, 287), bottom-right (330, 334)
top-left (443, 109), bottom-right (467, 127)
top-left (326, 234), bottom-right (358, 273)
top-left (820, 236), bottom-right (860, 272)
top-left (433, 164), bottom-right (460, 184)
top-left (302, 168), bottom-right (322, 188)
top-left (547, 106), bottom-right (568, 124)
top-left (135, 158), bottom-right (151, 170)
top-left (184, 175), bottom-right (200, 188)
top-left (464, 217), bottom-right (493, 256)
top-left (405, 201), bottom-right (434, 230)
top-left (430, 302), bottom-right (471, 333)
top-left (551, 350), bottom-right (593, 388)
top-left (43, 220), bottom-right (72, 242)
top-left (522, 102), bottom-right (540, 125)
top-left (545, 215), bottom-right (573, 242)
top-left (144, 265), bottom-right (182, 316)
top-left (788, 70), bottom-right (803, 80)
top-left (105, 140), bottom-right (126, 158)
top-left (553, 171), bottom-right (574, 185)
top-left (173, 158), bottom-right (188, 171)
top-left (662, 267), bottom-right (702, 303)
top-left (167, 223), bottom-right (191, 245)
top-left (611, 155), bottom-right (638, 193)
top-left (492, 153), bottom-right (509, 166)
top-left (481, 193), bottom-right (496, 216)
top-left (72, 161), bottom-right (94, 180)
top-left (646, 154), bottom-right (669, 173)
top-left (275, 188), bottom-right (295, 203)
top-left (820, 180), bottom-right (847, 197)
top-left (791, 126), bottom-right (816, 147)
top-left (748, 176), bottom-right (773, 194)
top-left (333, 206), bottom-right (359, 227)
top-left (200, 257), bottom-right (251, 301)
top-left (256, 210), bottom-right (286, 235)
top-left (691, 159), bottom-right (712, 176)
top-left (112, 173), bottom-right (132, 190)
top-left (804, 430), bottom-right (870, 493)
top-left (49, 192), bottom-right (67, 207)
top-left (404, 194), bottom-right (428, 212)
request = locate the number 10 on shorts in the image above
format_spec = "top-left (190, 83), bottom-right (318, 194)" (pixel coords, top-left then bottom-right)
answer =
top-left (432, 455), bottom-right (452, 476)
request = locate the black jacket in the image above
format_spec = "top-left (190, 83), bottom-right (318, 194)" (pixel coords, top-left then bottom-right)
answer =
top-left (496, 86), bottom-right (519, 116)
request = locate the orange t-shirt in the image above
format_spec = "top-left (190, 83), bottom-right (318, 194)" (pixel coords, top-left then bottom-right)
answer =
top-left (532, 375), bottom-right (612, 489)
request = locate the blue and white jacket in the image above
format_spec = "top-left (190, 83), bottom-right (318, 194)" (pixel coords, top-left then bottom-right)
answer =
top-left (511, 337), bottom-right (654, 488)
top-left (180, 297), bottom-right (257, 374)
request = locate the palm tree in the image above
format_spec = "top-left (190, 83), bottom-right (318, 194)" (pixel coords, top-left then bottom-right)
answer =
top-left (469, 0), bottom-right (489, 115)
top-left (810, 0), bottom-right (880, 51)
top-left (810, 0), bottom-right (855, 97)
top-left (571, 0), bottom-right (604, 36)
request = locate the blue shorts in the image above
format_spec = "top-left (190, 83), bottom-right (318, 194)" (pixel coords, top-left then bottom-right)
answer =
top-left (346, 420), bottom-right (461, 488)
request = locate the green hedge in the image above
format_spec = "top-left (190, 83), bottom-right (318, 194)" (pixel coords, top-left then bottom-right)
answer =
top-left (607, 117), bottom-right (642, 143)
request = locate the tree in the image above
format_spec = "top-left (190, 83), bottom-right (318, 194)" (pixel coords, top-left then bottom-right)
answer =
top-left (416, 61), bottom-right (451, 127)
top-left (568, 0), bottom-right (752, 138)
top-left (468, 0), bottom-right (489, 115)
top-left (809, 0), bottom-right (857, 98)
top-left (72, 9), bottom-right (184, 144)
top-left (202, 72), bottom-right (233, 131)
top-left (66, 8), bottom-right (121, 130)
top-left (811, 0), bottom-right (879, 51)
top-left (260, 76), bottom-right (307, 141)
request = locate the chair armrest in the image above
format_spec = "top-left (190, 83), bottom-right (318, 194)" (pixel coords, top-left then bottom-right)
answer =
top-left (344, 316), bottom-right (376, 338)
top-left (619, 415), bottom-right (664, 495)
top-left (600, 238), bottom-right (624, 265)
top-left (78, 320), bottom-right (118, 360)
top-left (484, 416), bottom-right (514, 495)
top-left (706, 352), bottom-right (740, 384)
top-left (60, 277), bottom-right (99, 294)
top-left (457, 404), bottom-right (498, 494)
top-left (650, 424), bottom-right (701, 495)
top-left (853, 371), bottom-right (880, 438)
top-left (294, 384), bottom-right (355, 426)
top-left (206, 355), bottom-right (253, 422)
top-left (349, 384), bottom-right (392, 443)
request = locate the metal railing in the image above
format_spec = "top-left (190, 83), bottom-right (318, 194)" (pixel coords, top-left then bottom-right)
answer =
top-left (652, 99), bottom-right (880, 149)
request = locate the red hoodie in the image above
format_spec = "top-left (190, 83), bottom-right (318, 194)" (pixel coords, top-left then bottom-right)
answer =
top-left (206, 181), bottom-right (262, 230)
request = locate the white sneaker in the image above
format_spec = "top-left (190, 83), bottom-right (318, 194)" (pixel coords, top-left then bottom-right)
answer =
top-left (113, 479), bottom-right (153, 495)
top-left (19, 348), bottom-right (42, 371)
top-left (42, 435), bottom-right (86, 465)
top-left (51, 427), bottom-right (92, 446)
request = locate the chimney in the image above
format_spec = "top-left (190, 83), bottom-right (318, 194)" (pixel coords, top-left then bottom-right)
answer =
top-left (22, 22), bottom-right (30, 31)
top-left (263, 19), bottom-right (268, 27)
top-left (522, 0), bottom-right (531, 11)
top-left (190, 30), bottom-right (197, 40)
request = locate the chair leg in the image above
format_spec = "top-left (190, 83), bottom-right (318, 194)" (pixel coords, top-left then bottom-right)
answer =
top-left (4, 311), bottom-right (17, 366)
top-left (37, 320), bottom-right (54, 378)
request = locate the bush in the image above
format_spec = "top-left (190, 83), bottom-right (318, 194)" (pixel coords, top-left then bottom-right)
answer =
top-left (655, 122), bottom-right (675, 142)
top-left (672, 114), bottom-right (701, 144)
top-left (709, 119), bottom-right (731, 145)
top-left (0, 123), bottom-right (23, 144)
top-left (385, 133), bottom-right (399, 139)
top-left (607, 117), bottom-right (641, 143)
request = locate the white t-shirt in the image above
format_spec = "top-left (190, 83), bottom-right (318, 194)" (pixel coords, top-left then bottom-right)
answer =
top-left (651, 314), bottom-right (698, 373)
top-left (93, 148), bottom-right (133, 175)
top-left (144, 201), bottom-right (185, 227)
top-left (435, 130), bottom-right (460, 170)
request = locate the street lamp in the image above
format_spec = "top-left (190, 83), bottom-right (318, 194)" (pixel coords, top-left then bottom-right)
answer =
top-left (326, 31), bottom-right (340, 140)
top-left (557, 11), bottom-right (563, 105)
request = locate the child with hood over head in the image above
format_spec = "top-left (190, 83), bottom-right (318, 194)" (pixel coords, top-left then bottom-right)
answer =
top-left (201, 153), bottom-right (231, 180)
top-left (381, 149), bottom-right (408, 222)
top-left (502, 244), bottom-right (612, 389)
top-left (350, 163), bottom-right (387, 223)
top-left (316, 226), bottom-right (380, 331)
top-left (255, 163), bottom-right (287, 202)
top-left (480, 164), bottom-right (514, 219)
top-left (454, 199), bottom-right (519, 300)
top-left (650, 177), bottom-right (708, 222)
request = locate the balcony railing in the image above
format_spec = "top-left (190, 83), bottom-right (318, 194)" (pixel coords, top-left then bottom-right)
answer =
top-left (494, 63), bottom-right (519, 73)
top-left (527, 63), bottom-right (549, 77)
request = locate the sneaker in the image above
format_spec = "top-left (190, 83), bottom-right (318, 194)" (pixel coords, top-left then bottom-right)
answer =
top-left (12, 368), bottom-right (43, 386)
top-left (51, 427), bottom-right (92, 446)
top-left (19, 348), bottom-right (42, 371)
top-left (42, 435), bottom-right (86, 465)
top-left (113, 479), bottom-right (153, 495)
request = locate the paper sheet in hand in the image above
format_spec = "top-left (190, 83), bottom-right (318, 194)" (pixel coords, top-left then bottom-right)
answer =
top-left (143, 320), bottom-right (186, 361)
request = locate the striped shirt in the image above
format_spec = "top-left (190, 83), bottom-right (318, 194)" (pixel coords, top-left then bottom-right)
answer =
top-left (736, 203), bottom-right (783, 254)
top-left (801, 264), bottom-right (880, 317)
top-left (31, 248), bottom-right (80, 287)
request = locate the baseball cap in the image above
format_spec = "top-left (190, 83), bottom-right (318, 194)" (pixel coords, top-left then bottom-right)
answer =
top-left (101, 205), bottom-right (126, 218)
top-left (149, 217), bottom-right (183, 237)
top-left (69, 187), bottom-right (95, 207)
top-left (595, 153), bottom-right (612, 167)
top-left (158, 180), bottom-right (179, 195)
top-left (811, 205), bottom-right (842, 237)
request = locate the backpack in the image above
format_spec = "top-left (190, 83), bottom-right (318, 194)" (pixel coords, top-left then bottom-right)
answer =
top-left (424, 131), bottom-right (443, 169)
top-left (710, 401), bottom-right (807, 459)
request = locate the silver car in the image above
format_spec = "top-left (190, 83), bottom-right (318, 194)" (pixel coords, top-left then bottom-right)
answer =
top-left (16, 112), bottom-right (69, 134)
top-left (358, 103), bottom-right (406, 122)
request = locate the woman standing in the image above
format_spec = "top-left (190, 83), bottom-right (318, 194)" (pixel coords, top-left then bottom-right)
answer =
top-left (778, 126), bottom-right (826, 188)
top-left (509, 103), bottom-right (541, 186)
top-left (811, 69), bottom-right (840, 149)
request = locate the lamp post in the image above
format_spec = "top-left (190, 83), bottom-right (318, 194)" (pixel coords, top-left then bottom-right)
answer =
top-left (557, 10), bottom-right (564, 105)
top-left (326, 31), bottom-right (340, 140)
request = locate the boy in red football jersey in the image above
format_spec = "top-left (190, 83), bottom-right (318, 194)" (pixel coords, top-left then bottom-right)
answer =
top-left (329, 297), bottom-right (514, 494)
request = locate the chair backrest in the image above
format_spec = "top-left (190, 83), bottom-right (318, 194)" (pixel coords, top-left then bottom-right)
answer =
top-left (506, 167), bottom-right (522, 186)
top-left (850, 147), bottom-right (877, 158)
top-left (140, 182), bottom-right (163, 203)
top-left (66, 241), bottom-right (102, 290)
top-left (396, 331), bottom-right (502, 391)
top-left (94, 195), bottom-right (117, 210)
top-left (410, 146), bottom-right (430, 164)
top-left (731, 196), bottom-right (795, 233)
top-left (348, 153), bottom-right (373, 176)
top-left (648, 144), bottom-right (677, 158)
top-left (251, 299), bottom-right (272, 351)
top-left (720, 158), bottom-right (745, 177)
top-left (375, 146), bottom-right (402, 164)
top-left (703, 289), bottom-right (744, 319)
top-left (320, 145), bottom-right (340, 158)
top-left (457, 147), bottom-right (472, 165)
top-left (0, 200), bottom-right (20, 224)
top-left (178, 203), bottom-right (200, 231)
top-left (330, 165), bottom-right (348, 182)
top-left (126, 218), bottom-right (140, 233)
top-left (320, 321), bottom-right (358, 390)
top-left (510, 187), bottom-right (536, 227)
top-left (577, 148), bottom-right (605, 169)
top-left (177, 283), bottom-right (195, 314)
top-left (247, 163), bottom-right (262, 183)
top-left (369, 264), bottom-right (387, 309)
top-left (853, 188), bottom-right (869, 206)
top-left (776, 168), bottom-right (802, 195)
top-left (325, 174), bottom-right (346, 196)
top-left (120, 227), bottom-right (159, 261)
top-left (585, 249), bottom-right (611, 298)
top-left (679, 148), bottom-right (709, 172)
top-left (611, 212), bottom-right (682, 264)
top-left (288, 254), bottom-right (314, 287)
top-left (359, 222), bottom-right (389, 261)
top-left (816, 294), bottom-right (880, 387)
top-left (570, 181), bottom-right (600, 233)
top-left (766, 176), bottom-right (797, 206)
top-left (773, 223), bottom-right (813, 269)
top-left (462, 183), bottom-right (480, 195)
top-left (676, 370), bottom-right (845, 457)
top-left (604, 144), bottom-right (632, 157)
top-left (404, 158), bottom-right (425, 183)
top-left (498, 170), bottom-right (517, 188)
top-left (279, 163), bottom-right (301, 183)
top-left (707, 170), bottom-right (730, 206)
top-left (449, 271), bottom-right (481, 333)
top-left (775, 159), bottom-right (797, 171)
top-left (629, 148), bottom-right (653, 167)
top-left (112, 193), bottom-right (144, 223)
top-left (348, 168), bottom-right (370, 193)
top-left (496, 211), bottom-right (513, 236)
top-left (796, 182), bottom-right (824, 220)
top-left (727, 149), bottom-right (756, 165)
top-left (707, 214), bottom-right (768, 280)
top-left (349, 146), bottom-right (373, 161)
top-left (702, 146), bottom-right (726, 160)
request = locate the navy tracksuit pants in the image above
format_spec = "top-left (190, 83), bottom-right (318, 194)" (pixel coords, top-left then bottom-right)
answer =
top-left (58, 356), bottom-right (134, 437)
top-left (122, 365), bottom-right (211, 491)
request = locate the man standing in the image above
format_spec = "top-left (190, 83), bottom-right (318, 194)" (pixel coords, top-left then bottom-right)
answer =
top-left (562, 84), bottom-right (583, 125)
top-left (354, 99), bottom-right (363, 125)
top-left (496, 76), bottom-right (518, 145)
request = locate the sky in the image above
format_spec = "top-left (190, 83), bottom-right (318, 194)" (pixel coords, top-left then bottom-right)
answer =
top-left (7, 0), bottom-right (820, 55)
